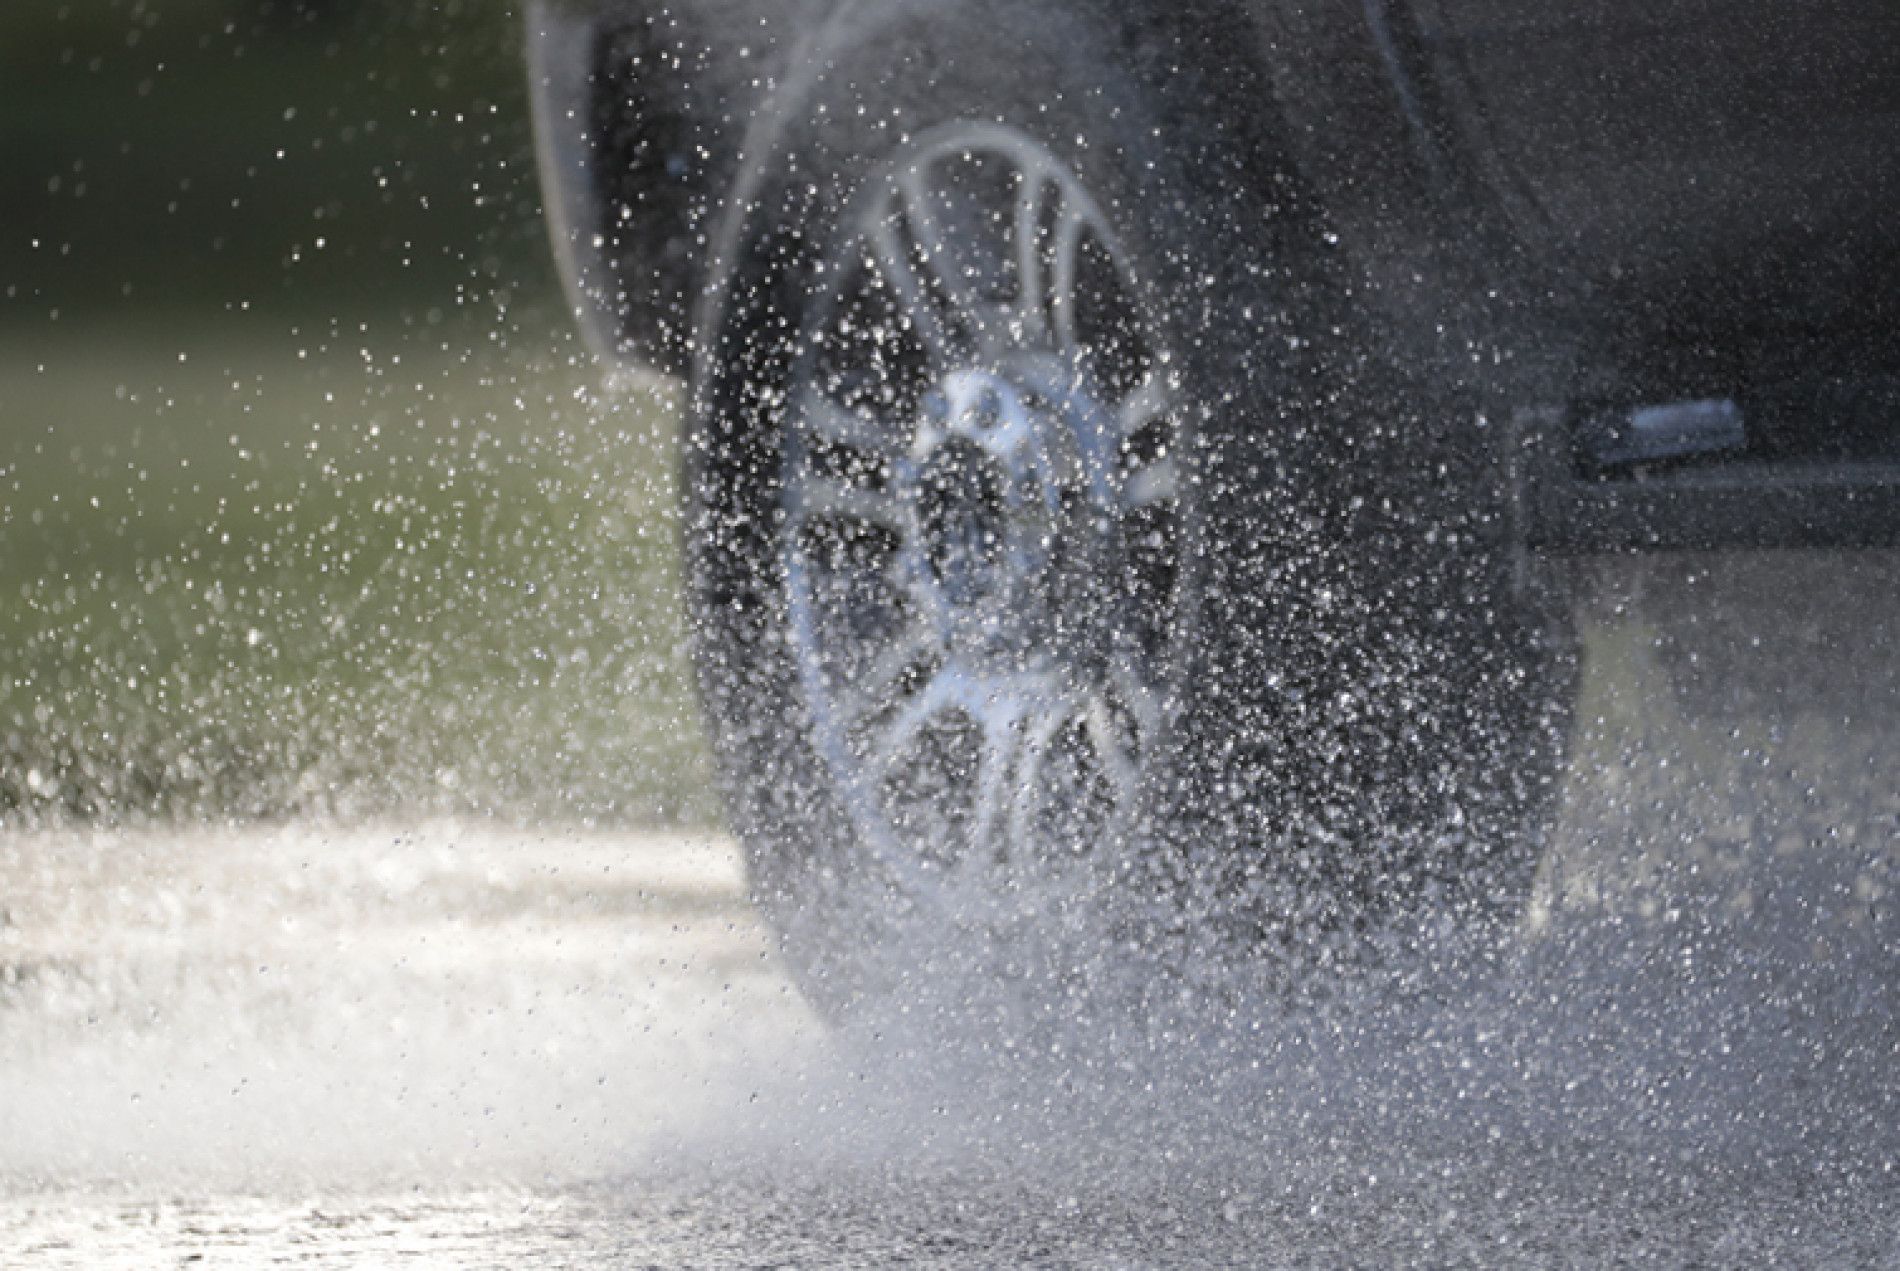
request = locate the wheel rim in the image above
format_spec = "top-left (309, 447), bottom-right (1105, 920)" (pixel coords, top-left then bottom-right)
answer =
top-left (780, 123), bottom-right (1185, 919)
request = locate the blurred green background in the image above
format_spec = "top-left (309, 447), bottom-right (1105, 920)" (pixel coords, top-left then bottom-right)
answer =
top-left (1, 0), bottom-right (717, 827)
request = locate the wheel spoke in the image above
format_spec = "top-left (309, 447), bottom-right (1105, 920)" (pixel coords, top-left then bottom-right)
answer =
top-left (798, 387), bottom-right (901, 458)
top-left (1118, 373), bottom-right (1176, 439)
top-left (840, 626), bottom-right (939, 724)
top-left (872, 663), bottom-right (961, 774)
top-left (866, 213), bottom-right (958, 366)
top-left (895, 168), bottom-right (987, 320)
top-left (1084, 698), bottom-right (1141, 807)
top-left (1047, 199), bottom-right (1090, 353)
top-left (966, 692), bottom-right (1030, 866)
top-left (1006, 697), bottom-right (1075, 853)
top-left (787, 470), bottom-right (908, 534)
top-left (1124, 455), bottom-right (1179, 510)
top-left (1109, 661), bottom-right (1164, 738)
top-left (1013, 172), bottom-right (1053, 344)
top-left (865, 165), bottom-right (998, 366)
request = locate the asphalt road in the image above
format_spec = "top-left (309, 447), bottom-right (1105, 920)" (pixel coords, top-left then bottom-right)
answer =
top-left (2, 641), bottom-right (1898, 1266)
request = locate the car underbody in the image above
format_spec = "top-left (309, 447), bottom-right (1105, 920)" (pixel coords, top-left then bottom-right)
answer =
top-left (530, 0), bottom-right (1899, 555)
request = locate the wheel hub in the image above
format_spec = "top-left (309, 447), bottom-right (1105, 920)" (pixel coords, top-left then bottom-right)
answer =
top-left (899, 363), bottom-right (1122, 678)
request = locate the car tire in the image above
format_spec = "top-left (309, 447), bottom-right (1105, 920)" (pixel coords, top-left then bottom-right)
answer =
top-left (682, 0), bottom-right (1577, 1017)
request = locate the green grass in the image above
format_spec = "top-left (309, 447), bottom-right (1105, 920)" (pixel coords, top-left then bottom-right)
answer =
top-left (0, 313), bottom-right (719, 829)
top-left (2, 1), bottom-right (542, 327)
top-left (0, 4), bottom-right (723, 828)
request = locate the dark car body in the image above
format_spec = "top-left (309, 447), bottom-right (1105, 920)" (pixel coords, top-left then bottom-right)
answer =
top-left (527, 0), bottom-right (1900, 554)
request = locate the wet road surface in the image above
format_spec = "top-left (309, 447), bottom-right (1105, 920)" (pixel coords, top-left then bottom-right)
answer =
top-left (3, 638), bottom-right (1899, 1266)
top-left (3, 807), bottom-right (1896, 1266)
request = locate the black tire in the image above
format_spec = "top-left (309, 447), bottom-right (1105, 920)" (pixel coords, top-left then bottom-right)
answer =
top-left (684, 0), bottom-right (1576, 1016)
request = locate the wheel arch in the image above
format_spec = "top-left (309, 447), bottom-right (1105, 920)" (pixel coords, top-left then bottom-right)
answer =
top-left (526, 0), bottom-right (837, 379)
